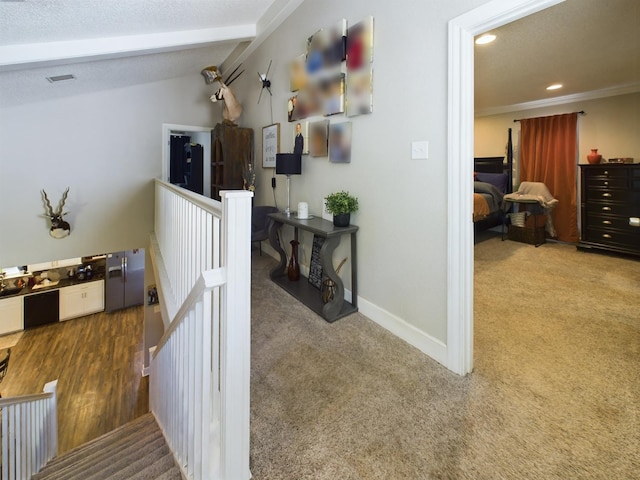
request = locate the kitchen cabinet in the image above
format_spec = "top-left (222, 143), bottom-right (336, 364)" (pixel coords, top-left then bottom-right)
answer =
top-left (27, 257), bottom-right (82, 273)
top-left (59, 280), bottom-right (104, 321)
top-left (0, 296), bottom-right (23, 334)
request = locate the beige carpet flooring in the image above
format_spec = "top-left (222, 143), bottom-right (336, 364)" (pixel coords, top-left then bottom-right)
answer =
top-left (249, 235), bottom-right (640, 479)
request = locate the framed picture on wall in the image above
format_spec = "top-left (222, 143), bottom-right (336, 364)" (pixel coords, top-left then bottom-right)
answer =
top-left (309, 120), bottom-right (329, 157)
top-left (262, 123), bottom-right (280, 168)
top-left (329, 121), bottom-right (352, 163)
top-left (293, 120), bottom-right (309, 155)
top-left (346, 68), bottom-right (373, 116)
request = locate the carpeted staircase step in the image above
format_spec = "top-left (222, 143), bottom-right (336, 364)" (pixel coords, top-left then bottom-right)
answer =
top-left (33, 413), bottom-right (182, 480)
top-left (38, 414), bottom-right (159, 473)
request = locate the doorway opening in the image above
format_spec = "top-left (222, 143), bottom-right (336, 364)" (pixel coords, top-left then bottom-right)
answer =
top-left (446, 0), bottom-right (563, 375)
top-left (162, 124), bottom-right (212, 197)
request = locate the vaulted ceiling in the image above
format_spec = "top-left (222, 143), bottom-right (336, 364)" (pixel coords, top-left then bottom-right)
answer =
top-left (1, 0), bottom-right (638, 112)
top-left (0, 0), bottom-right (302, 107)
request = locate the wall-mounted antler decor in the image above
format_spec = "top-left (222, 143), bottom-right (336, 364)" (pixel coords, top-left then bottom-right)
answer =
top-left (42, 187), bottom-right (71, 238)
top-left (202, 64), bottom-right (245, 124)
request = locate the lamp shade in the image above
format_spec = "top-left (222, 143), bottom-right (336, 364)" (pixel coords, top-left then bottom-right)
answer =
top-left (276, 153), bottom-right (302, 175)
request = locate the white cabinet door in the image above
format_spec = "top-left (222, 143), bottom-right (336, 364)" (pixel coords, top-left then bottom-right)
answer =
top-left (28, 257), bottom-right (82, 273)
top-left (59, 286), bottom-right (85, 321)
top-left (57, 257), bottom-right (83, 269)
top-left (0, 296), bottom-right (23, 334)
top-left (59, 280), bottom-right (105, 321)
top-left (83, 280), bottom-right (105, 315)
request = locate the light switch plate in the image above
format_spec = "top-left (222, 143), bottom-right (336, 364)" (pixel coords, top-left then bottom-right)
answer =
top-left (411, 140), bottom-right (429, 160)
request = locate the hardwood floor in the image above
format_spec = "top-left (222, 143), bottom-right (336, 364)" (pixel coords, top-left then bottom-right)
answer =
top-left (0, 306), bottom-right (149, 454)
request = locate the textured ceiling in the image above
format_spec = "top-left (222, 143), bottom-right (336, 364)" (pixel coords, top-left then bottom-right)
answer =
top-left (0, 0), bottom-right (273, 44)
top-left (475, 0), bottom-right (640, 115)
top-left (0, 0), bottom-right (288, 107)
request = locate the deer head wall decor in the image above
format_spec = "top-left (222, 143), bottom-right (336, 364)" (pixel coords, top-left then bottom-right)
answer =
top-left (42, 188), bottom-right (71, 239)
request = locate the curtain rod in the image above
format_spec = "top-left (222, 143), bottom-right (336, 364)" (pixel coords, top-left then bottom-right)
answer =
top-left (513, 110), bottom-right (585, 123)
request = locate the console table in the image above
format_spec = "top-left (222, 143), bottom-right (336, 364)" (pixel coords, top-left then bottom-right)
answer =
top-left (267, 213), bottom-right (358, 322)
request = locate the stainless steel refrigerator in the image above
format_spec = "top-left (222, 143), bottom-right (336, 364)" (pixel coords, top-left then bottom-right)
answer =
top-left (105, 249), bottom-right (145, 312)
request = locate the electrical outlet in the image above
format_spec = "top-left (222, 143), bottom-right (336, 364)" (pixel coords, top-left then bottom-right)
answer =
top-left (411, 140), bottom-right (429, 160)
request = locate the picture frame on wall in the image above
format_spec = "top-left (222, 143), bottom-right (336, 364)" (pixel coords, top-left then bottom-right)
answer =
top-left (347, 16), bottom-right (374, 72)
top-left (309, 120), bottom-right (329, 157)
top-left (262, 123), bottom-right (280, 168)
top-left (293, 120), bottom-right (309, 155)
top-left (321, 73), bottom-right (345, 116)
top-left (346, 68), bottom-right (373, 116)
top-left (329, 122), bottom-right (352, 163)
top-left (290, 54), bottom-right (308, 92)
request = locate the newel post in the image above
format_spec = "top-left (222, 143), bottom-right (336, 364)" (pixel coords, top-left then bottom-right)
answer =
top-left (219, 190), bottom-right (253, 479)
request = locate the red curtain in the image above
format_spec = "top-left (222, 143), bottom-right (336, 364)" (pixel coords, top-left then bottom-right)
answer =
top-left (520, 113), bottom-right (579, 243)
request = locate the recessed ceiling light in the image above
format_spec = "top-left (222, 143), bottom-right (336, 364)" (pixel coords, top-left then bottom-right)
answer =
top-left (475, 34), bottom-right (496, 45)
top-left (546, 84), bottom-right (563, 91)
top-left (46, 74), bottom-right (76, 83)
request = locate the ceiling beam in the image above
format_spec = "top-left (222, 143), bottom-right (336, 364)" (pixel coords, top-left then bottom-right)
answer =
top-left (0, 24), bottom-right (257, 72)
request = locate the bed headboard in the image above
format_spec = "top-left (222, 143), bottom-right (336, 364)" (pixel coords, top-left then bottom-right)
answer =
top-left (474, 130), bottom-right (514, 194)
top-left (474, 156), bottom-right (505, 173)
top-left (474, 156), bottom-right (513, 194)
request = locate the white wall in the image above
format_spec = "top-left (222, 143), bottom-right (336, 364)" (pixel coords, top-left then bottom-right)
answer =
top-left (0, 0), bottom-right (494, 370)
top-left (234, 0), bottom-right (490, 350)
top-left (475, 92), bottom-right (640, 169)
top-left (0, 74), bottom-right (216, 267)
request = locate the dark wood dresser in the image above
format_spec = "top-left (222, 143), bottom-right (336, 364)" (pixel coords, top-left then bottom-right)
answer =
top-left (579, 164), bottom-right (640, 256)
top-left (211, 122), bottom-right (253, 201)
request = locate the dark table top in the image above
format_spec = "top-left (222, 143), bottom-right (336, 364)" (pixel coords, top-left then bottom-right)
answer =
top-left (268, 212), bottom-right (358, 237)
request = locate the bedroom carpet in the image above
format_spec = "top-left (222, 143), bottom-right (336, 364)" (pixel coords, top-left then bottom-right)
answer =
top-left (249, 235), bottom-right (640, 479)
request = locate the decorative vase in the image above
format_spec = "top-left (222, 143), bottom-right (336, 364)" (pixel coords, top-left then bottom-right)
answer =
top-left (587, 148), bottom-right (602, 164)
top-left (287, 240), bottom-right (300, 281)
top-left (333, 213), bottom-right (350, 227)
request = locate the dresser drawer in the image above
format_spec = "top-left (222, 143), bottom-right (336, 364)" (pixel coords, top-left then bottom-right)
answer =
top-left (583, 188), bottom-right (639, 203)
top-left (586, 201), bottom-right (638, 217)
top-left (584, 227), bottom-right (640, 249)
top-left (585, 177), bottom-right (628, 189)
top-left (585, 213), bottom-right (636, 231)
top-left (585, 166), bottom-right (630, 178)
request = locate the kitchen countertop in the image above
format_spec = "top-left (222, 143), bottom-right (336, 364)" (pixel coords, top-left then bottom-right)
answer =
top-left (0, 274), bottom-right (105, 299)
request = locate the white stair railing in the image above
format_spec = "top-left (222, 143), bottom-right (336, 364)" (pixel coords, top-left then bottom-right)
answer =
top-left (149, 180), bottom-right (252, 480)
top-left (0, 380), bottom-right (58, 480)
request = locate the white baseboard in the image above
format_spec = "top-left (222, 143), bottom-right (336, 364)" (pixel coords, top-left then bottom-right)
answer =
top-left (259, 240), bottom-right (447, 367)
top-left (357, 297), bottom-right (448, 367)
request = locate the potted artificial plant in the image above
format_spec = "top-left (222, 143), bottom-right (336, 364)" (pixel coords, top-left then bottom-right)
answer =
top-left (325, 191), bottom-right (359, 227)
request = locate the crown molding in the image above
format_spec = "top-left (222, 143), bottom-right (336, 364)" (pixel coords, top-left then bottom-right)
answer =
top-left (475, 82), bottom-right (640, 117)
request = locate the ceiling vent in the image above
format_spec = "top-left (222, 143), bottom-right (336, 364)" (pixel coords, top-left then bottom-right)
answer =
top-left (46, 74), bottom-right (76, 83)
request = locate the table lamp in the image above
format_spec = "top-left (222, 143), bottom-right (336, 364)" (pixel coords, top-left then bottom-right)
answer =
top-left (276, 153), bottom-right (302, 216)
